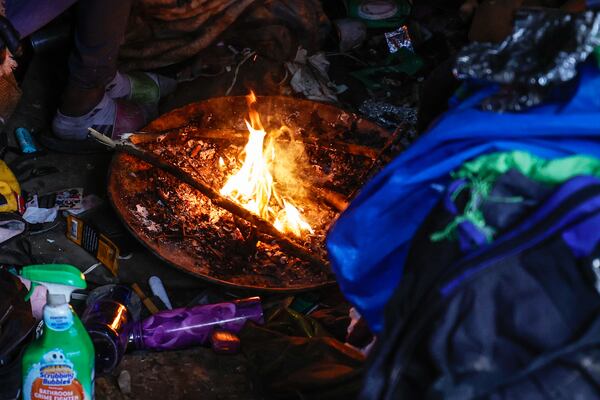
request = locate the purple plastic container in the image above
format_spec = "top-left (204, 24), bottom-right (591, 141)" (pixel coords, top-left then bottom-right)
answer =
top-left (127, 297), bottom-right (263, 351)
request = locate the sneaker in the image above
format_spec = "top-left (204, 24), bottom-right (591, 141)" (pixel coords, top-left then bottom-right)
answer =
top-left (105, 71), bottom-right (177, 105)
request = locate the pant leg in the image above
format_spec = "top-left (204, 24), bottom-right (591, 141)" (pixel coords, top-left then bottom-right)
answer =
top-left (68, 0), bottom-right (134, 89)
top-left (6, 0), bottom-right (77, 38)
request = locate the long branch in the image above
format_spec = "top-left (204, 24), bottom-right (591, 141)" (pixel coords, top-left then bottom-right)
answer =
top-left (90, 129), bottom-right (329, 269)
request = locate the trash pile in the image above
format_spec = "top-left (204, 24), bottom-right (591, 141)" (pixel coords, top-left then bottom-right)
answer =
top-left (2, 1), bottom-right (600, 400)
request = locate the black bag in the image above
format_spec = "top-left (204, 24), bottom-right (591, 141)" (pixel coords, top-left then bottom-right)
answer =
top-left (0, 268), bottom-right (35, 400)
top-left (362, 175), bottom-right (600, 399)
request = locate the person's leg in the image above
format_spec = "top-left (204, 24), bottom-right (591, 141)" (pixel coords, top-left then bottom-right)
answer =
top-left (60, 0), bottom-right (134, 116)
top-left (51, 0), bottom-right (175, 141)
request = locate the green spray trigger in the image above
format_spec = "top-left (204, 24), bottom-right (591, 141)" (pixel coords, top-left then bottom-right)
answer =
top-left (20, 264), bottom-right (86, 302)
top-left (24, 282), bottom-right (38, 302)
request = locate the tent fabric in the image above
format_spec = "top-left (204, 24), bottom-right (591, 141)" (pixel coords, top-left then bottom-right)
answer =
top-left (326, 63), bottom-right (600, 333)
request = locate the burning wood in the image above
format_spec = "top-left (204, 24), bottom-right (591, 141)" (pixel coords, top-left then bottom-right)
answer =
top-left (219, 92), bottom-right (313, 238)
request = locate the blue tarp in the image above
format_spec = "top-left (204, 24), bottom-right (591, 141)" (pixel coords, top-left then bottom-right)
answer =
top-left (327, 64), bottom-right (600, 333)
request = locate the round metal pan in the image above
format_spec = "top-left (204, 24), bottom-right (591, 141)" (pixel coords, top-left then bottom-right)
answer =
top-left (108, 95), bottom-right (389, 293)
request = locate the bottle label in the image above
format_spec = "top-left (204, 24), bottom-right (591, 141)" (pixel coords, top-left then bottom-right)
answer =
top-left (23, 349), bottom-right (89, 400)
top-left (46, 311), bottom-right (73, 331)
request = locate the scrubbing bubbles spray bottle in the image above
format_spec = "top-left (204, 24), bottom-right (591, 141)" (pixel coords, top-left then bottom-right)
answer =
top-left (20, 264), bottom-right (95, 400)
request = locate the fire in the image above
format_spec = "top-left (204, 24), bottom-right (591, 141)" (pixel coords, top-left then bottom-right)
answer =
top-left (220, 92), bottom-right (313, 237)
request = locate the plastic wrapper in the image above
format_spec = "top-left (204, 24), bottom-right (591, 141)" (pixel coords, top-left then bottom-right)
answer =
top-left (454, 9), bottom-right (600, 112)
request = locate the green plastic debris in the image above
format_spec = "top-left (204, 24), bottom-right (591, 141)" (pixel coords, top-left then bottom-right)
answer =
top-left (351, 49), bottom-right (423, 90)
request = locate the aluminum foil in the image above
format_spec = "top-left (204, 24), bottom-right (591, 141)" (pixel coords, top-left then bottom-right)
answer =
top-left (359, 99), bottom-right (417, 129)
top-left (454, 9), bottom-right (600, 112)
top-left (384, 25), bottom-right (413, 53)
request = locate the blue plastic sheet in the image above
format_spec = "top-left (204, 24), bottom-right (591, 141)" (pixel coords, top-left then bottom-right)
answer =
top-left (327, 64), bottom-right (600, 332)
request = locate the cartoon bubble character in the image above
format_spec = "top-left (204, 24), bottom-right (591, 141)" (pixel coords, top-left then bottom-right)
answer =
top-left (42, 349), bottom-right (68, 366)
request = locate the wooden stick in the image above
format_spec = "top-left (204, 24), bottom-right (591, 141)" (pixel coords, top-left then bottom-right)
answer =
top-left (90, 128), bottom-right (329, 269)
top-left (312, 187), bottom-right (349, 212)
top-left (131, 283), bottom-right (159, 314)
top-left (129, 128), bottom-right (379, 159)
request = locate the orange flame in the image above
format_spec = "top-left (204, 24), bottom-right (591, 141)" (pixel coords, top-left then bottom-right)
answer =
top-left (220, 92), bottom-right (313, 237)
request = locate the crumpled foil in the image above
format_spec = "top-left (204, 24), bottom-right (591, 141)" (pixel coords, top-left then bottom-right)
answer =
top-left (384, 25), bottom-right (413, 53)
top-left (359, 99), bottom-right (417, 128)
top-left (454, 9), bottom-right (600, 112)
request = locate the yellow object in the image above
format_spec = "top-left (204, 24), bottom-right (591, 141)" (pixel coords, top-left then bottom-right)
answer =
top-left (131, 283), bottom-right (159, 314)
top-left (66, 214), bottom-right (120, 275)
top-left (0, 159), bottom-right (20, 212)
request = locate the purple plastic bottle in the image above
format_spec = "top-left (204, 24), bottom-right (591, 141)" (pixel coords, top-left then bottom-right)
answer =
top-left (127, 297), bottom-right (264, 351)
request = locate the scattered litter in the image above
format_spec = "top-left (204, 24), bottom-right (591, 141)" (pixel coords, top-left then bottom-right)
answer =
top-left (135, 204), bottom-right (149, 218)
top-left (67, 194), bottom-right (103, 215)
top-left (23, 206), bottom-right (59, 224)
top-left (385, 25), bottom-right (413, 53)
top-left (134, 204), bottom-right (161, 232)
top-left (14, 127), bottom-right (39, 154)
top-left (131, 283), bottom-right (160, 315)
top-left (351, 49), bottom-right (423, 90)
top-left (225, 48), bottom-right (256, 96)
top-left (82, 285), bottom-right (140, 373)
top-left (149, 276), bottom-right (173, 310)
top-left (82, 262), bottom-right (102, 275)
top-left (286, 47), bottom-right (339, 103)
top-left (359, 99), bottom-right (417, 129)
top-left (45, 239), bottom-right (55, 243)
top-left (334, 18), bottom-right (367, 52)
top-left (455, 9), bottom-right (600, 111)
top-left (348, 0), bottom-right (411, 28)
top-left (52, 188), bottom-right (84, 210)
top-left (0, 218), bottom-right (25, 244)
top-left (66, 215), bottom-right (121, 276)
top-left (117, 370), bottom-right (132, 394)
top-left (28, 188), bottom-right (84, 210)
top-left (127, 297), bottom-right (263, 351)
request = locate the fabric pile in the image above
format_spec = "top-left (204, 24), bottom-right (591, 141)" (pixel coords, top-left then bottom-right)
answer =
top-left (120, 0), bottom-right (330, 71)
top-left (327, 6), bottom-right (600, 399)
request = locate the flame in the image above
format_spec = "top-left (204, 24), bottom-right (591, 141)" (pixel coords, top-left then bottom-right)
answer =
top-left (274, 200), bottom-right (314, 237)
top-left (220, 92), bottom-right (312, 237)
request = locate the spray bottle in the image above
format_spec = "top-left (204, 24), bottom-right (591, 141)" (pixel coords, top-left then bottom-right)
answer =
top-left (20, 264), bottom-right (95, 400)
